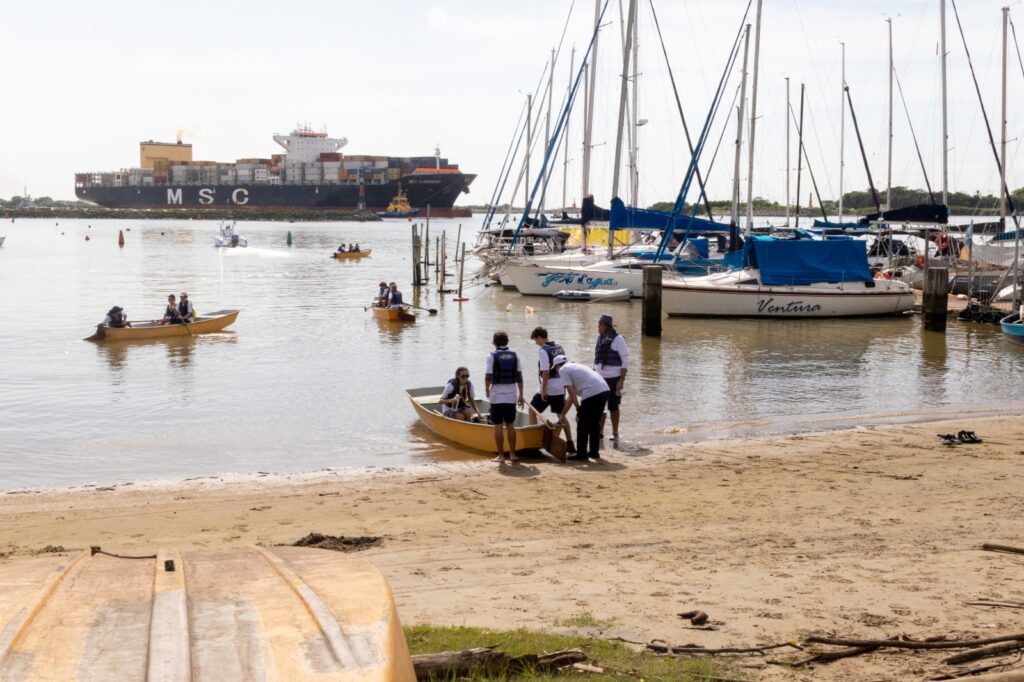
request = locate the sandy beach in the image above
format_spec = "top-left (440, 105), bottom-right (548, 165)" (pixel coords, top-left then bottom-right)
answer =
top-left (2, 415), bottom-right (1023, 680)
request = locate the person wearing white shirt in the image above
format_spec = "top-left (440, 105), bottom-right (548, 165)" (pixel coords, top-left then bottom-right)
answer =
top-left (554, 356), bottom-right (610, 461)
top-left (528, 326), bottom-right (575, 455)
top-left (484, 331), bottom-right (525, 463)
top-left (593, 314), bottom-right (628, 443)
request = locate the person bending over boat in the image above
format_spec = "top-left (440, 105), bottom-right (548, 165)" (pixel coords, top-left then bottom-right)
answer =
top-left (177, 292), bottom-right (194, 323)
top-left (553, 356), bottom-right (610, 461)
top-left (160, 294), bottom-right (183, 325)
top-left (102, 306), bottom-right (131, 328)
top-left (376, 281), bottom-right (389, 307)
top-left (388, 282), bottom-right (404, 309)
top-left (439, 367), bottom-right (482, 422)
top-left (528, 326), bottom-right (575, 455)
top-left (485, 331), bottom-right (525, 463)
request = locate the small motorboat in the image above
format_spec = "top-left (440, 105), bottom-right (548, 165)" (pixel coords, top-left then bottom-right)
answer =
top-left (1000, 310), bottom-right (1024, 344)
top-left (554, 288), bottom-right (631, 302)
top-left (406, 386), bottom-right (563, 457)
top-left (214, 221), bottom-right (247, 247)
top-left (376, 189), bottom-right (419, 218)
top-left (372, 306), bottom-right (416, 322)
top-left (0, 236), bottom-right (5, 247)
top-left (333, 249), bottom-right (372, 260)
top-left (86, 309), bottom-right (240, 341)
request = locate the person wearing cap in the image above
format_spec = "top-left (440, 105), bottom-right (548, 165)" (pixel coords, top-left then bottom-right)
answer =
top-left (553, 356), bottom-right (610, 461)
top-left (485, 330), bottom-right (525, 462)
top-left (101, 306), bottom-right (131, 328)
top-left (376, 281), bottom-right (389, 307)
top-left (177, 292), bottom-right (194, 323)
top-left (387, 282), bottom-right (404, 309)
top-left (594, 314), bottom-right (628, 443)
top-left (528, 326), bottom-right (575, 455)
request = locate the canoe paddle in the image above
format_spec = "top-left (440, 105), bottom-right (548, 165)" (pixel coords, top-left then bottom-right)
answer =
top-left (408, 303), bottom-right (438, 315)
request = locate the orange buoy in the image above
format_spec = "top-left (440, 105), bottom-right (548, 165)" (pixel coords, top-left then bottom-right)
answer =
top-left (118, 230), bottom-right (125, 247)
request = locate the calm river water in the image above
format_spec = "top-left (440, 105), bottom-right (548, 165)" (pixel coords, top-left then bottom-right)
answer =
top-left (1, 216), bottom-right (1021, 489)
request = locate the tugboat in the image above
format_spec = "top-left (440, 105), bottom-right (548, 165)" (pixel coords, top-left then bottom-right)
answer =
top-left (376, 188), bottom-right (419, 218)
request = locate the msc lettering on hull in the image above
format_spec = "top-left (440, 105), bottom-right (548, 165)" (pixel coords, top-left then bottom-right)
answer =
top-left (167, 188), bottom-right (182, 204)
top-left (757, 298), bottom-right (824, 314)
top-left (166, 188), bottom-right (250, 205)
top-left (539, 272), bottom-right (618, 290)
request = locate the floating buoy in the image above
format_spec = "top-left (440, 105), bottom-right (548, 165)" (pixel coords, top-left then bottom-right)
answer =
top-left (85, 235), bottom-right (90, 241)
top-left (505, 303), bottom-right (513, 312)
top-left (287, 230), bottom-right (293, 246)
top-left (118, 230), bottom-right (125, 247)
top-left (453, 296), bottom-right (469, 302)
top-left (525, 306), bottom-right (534, 315)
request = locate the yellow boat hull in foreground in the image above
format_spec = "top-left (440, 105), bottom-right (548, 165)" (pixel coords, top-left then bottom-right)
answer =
top-left (0, 545), bottom-right (415, 680)
top-left (333, 249), bottom-right (372, 259)
top-left (372, 306), bottom-right (416, 322)
top-left (93, 309), bottom-right (240, 341)
top-left (406, 386), bottom-right (560, 454)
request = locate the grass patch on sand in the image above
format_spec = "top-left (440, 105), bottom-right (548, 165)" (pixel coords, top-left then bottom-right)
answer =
top-left (552, 612), bottom-right (618, 629)
top-left (404, 625), bottom-right (739, 681)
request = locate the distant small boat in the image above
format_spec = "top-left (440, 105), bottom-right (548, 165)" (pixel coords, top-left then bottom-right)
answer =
top-left (214, 234), bottom-right (247, 248)
top-left (554, 288), bottom-right (631, 302)
top-left (333, 249), bottom-right (372, 259)
top-left (406, 386), bottom-right (562, 456)
top-left (0, 236), bottom-right (5, 247)
top-left (372, 306), bottom-right (416, 322)
top-left (87, 309), bottom-right (240, 341)
top-left (1000, 311), bottom-right (1024, 344)
top-left (376, 189), bottom-right (419, 218)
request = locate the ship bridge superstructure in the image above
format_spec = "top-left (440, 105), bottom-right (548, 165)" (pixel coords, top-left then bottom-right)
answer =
top-left (273, 126), bottom-right (347, 163)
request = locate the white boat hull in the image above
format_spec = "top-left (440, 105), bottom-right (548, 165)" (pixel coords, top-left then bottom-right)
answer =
top-left (214, 235), bottom-right (248, 248)
top-left (503, 263), bottom-right (644, 297)
top-left (663, 270), bottom-right (915, 318)
top-left (554, 288), bottom-right (631, 302)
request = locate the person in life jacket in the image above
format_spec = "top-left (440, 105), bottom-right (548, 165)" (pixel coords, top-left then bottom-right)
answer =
top-left (528, 326), bottom-right (576, 454)
top-left (388, 282), bottom-right (404, 309)
top-left (439, 366), bottom-right (482, 421)
top-left (593, 314), bottom-right (629, 443)
top-left (160, 294), bottom-right (183, 325)
top-left (337, 243), bottom-right (348, 253)
top-left (102, 306), bottom-right (131, 328)
top-left (376, 281), bottom-right (389, 308)
top-left (177, 292), bottom-right (194, 323)
top-left (485, 330), bottom-right (525, 463)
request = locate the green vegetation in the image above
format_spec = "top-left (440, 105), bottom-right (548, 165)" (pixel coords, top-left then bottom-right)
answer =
top-left (552, 612), bottom-right (619, 629)
top-left (404, 625), bottom-right (737, 681)
top-left (0, 205), bottom-right (380, 222)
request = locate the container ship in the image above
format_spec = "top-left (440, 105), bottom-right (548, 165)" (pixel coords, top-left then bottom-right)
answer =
top-left (74, 127), bottom-right (476, 217)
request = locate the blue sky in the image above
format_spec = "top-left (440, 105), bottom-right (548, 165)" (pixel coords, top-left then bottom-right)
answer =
top-left (1, 0), bottom-right (1021, 209)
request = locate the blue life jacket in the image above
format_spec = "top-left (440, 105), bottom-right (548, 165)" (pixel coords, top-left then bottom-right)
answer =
top-left (490, 348), bottom-right (519, 384)
top-left (594, 331), bottom-right (622, 366)
top-left (108, 311), bottom-right (127, 328)
top-left (390, 290), bottom-right (404, 305)
top-left (444, 379), bottom-right (470, 409)
top-left (177, 300), bottom-right (193, 321)
top-left (540, 341), bottom-right (565, 378)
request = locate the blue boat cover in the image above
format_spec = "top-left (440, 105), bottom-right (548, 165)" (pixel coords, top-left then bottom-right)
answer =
top-left (609, 197), bottom-right (730, 233)
top-left (733, 237), bottom-right (872, 285)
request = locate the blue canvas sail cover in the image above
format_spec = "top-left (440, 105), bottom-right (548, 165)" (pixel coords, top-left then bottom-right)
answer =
top-left (608, 197), bottom-right (730, 233)
top-left (731, 236), bottom-right (872, 285)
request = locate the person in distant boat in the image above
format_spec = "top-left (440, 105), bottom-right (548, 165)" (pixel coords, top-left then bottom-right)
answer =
top-left (528, 326), bottom-right (575, 455)
top-left (553, 355), bottom-right (610, 461)
top-left (485, 330), bottom-right (525, 463)
top-left (388, 282), bottom-right (404, 309)
top-left (222, 223), bottom-right (234, 239)
top-left (102, 306), bottom-right (131, 328)
top-left (160, 294), bottom-right (182, 325)
top-left (177, 292), bottom-right (194, 323)
top-left (348, 243), bottom-right (355, 252)
top-left (594, 314), bottom-right (628, 443)
top-left (337, 243), bottom-right (348, 252)
top-left (353, 243), bottom-right (361, 252)
top-left (376, 281), bottom-right (389, 307)
top-left (439, 367), bottom-right (482, 422)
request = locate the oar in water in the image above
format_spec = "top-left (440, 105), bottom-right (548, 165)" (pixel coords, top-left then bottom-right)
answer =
top-left (407, 302), bottom-right (438, 315)
top-left (83, 325), bottom-right (106, 342)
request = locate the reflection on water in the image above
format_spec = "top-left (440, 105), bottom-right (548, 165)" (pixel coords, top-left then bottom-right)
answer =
top-left (1, 216), bottom-right (1022, 489)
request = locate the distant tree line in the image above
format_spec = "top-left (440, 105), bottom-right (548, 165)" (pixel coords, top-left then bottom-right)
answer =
top-left (0, 195), bottom-right (92, 209)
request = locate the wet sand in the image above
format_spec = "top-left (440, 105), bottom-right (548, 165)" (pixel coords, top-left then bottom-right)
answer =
top-left (2, 415), bottom-right (1023, 680)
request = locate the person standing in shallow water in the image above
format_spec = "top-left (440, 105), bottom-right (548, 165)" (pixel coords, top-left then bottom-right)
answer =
top-left (485, 330), bottom-right (524, 463)
top-left (528, 326), bottom-right (575, 455)
top-left (594, 314), bottom-right (628, 443)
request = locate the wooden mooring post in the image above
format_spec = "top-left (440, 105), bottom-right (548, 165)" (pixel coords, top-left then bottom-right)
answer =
top-left (411, 224), bottom-right (422, 286)
top-left (923, 267), bottom-right (949, 332)
top-left (423, 223), bottom-right (430, 284)
top-left (642, 266), bottom-right (662, 337)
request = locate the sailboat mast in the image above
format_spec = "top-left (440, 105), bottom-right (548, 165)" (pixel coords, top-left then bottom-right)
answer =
top-left (541, 48), bottom-right (554, 215)
top-left (744, 0), bottom-right (763, 234)
top-left (563, 46), bottom-right (575, 213)
top-left (1002, 6), bottom-right (1009, 224)
top-left (794, 83), bottom-right (805, 228)
top-left (629, 8), bottom-right (640, 207)
top-left (525, 92), bottom-right (532, 210)
top-left (582, 0), bottom-right (601, 200)
top-left (610, 0), bottom-right (636, 257)
top-left (731, 24), bottom-right (751, 229)
top-left (785, 77), bottom-right (791, 226)
top-left (839, 42), bottom-right (846, 222)
top-left (581, 61), bottom-right (590, 205)
top-left (887, 17), bottom-right (894, 209)
top-left (940, 0), bottom-right (949, 206)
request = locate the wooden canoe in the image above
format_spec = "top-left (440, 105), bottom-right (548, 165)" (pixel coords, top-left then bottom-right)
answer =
top-left (372, 306), bottom-right (416, 322)
top-left (333, 249), bottom-right (372, 259)
top-left (406, 386), bottom-right (561, 454)
top-left (0, 546), bottom-right (415, 680)
top-left (90, 309), bottom-right (240, 341)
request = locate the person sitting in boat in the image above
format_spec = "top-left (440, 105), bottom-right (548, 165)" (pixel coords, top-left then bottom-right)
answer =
top-left (439, 367), bottom-right (483, 422)
top-left (353, 243), bottom-right (361, 252)
top-left (160, 294), bottom-right (183, 325)
top-left (376, 281), bottom-right (389, 307)
top-left (177, 292), bottom-right (194, 323)
top-left (337, 243), bottom-right (348, 252)
top-left (222, 223), bottom-right (234, 240)
top-left (388, 282), bottom-right (404, 309)
top-left (102, 306), bottom-right (131, 328)
top-left (348, 243), bottom-right (355, 252)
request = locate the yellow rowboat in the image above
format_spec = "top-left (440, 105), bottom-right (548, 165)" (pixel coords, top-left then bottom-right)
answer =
top-left (88, 309), bottom-right (240, 341)
top-left (333, 249), bottom-right (372, 260)
top-left (0, 545), bottom-right (415, 680)
top-left (372, 306), bottom-right (416, 322)
top-left (406, 386), bottom-right (563, 457)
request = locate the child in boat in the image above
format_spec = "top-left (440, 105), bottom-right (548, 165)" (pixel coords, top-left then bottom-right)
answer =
top-left (439, 367), bottom-right (482, 421)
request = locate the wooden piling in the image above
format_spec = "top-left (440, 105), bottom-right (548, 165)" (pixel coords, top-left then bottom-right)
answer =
top-left (642, 266), bottom-right (662, 337)
top-left (423, 224), bottom-right (430, 284)
top-left (411, 224), bottom-right (421, 287)
top-left (923, 267), bottom-right (949, 332)
top-left (455, 242), bottom-right (468, 301)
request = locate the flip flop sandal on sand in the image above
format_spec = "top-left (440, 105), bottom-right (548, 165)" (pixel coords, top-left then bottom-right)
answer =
top-left (957, 430), bottom-right (983, 444)
top-left (937, 434), bottom-right (959, 445)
